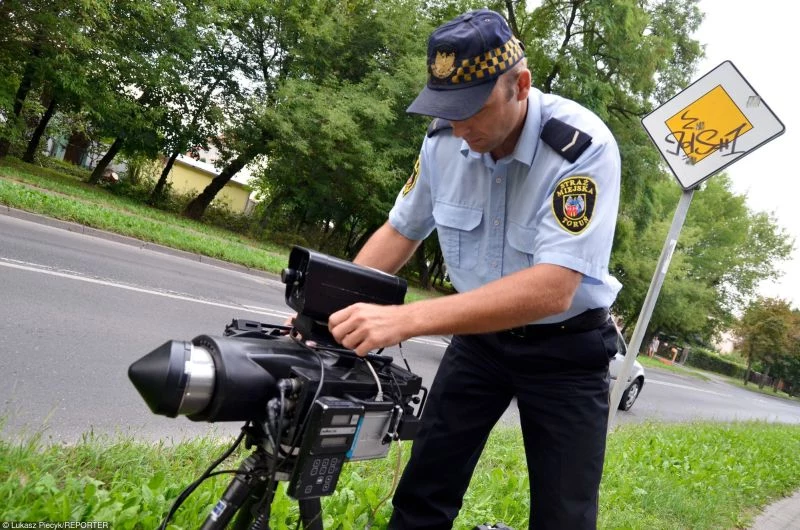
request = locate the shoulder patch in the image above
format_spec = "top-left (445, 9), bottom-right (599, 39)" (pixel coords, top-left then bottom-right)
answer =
top-left (426, 118), bottom-right (453, 138)
top-left (541, 118), bottom-right (592, 163)
top-left (402, 155), bottom-right (421, 196)
top-left (551, 176), bottom-right (596, 234)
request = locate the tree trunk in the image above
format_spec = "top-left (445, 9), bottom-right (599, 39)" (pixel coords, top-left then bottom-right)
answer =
top-left (183, 152), bottom-right (250, 220)
top-left (22, 97), bottom-right (58, 163)
top-left (89, 137), bottom-right (125, 184)
top-left (758, 364), bottom-right (771, 390)
top-left (743, 353), bottom-right (753, 385)
top-left (414, 240), bottom-right (429, 289)
top-left (350, 224), bottom-right (380, 257)
top-left (504, 0), bottom-right (520, 37)
top-left (150, 150), bottom-right (180, 202)
top-left (431, 251), bottom-right (445, 287)
top-left (641, 330), bottom-right (655, 356)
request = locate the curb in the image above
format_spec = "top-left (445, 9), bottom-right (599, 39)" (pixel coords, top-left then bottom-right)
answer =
top-left (749, 489), bottom-right (800, 530)
top-left (0, 204), bottom-right (277, 280)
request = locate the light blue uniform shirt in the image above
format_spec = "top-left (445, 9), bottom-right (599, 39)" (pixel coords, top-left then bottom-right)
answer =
top-left (389, 89), bottom-right (622, 324)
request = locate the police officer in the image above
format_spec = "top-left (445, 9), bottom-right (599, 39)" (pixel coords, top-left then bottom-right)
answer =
top-left (328, 8), bottom-right (621, 530)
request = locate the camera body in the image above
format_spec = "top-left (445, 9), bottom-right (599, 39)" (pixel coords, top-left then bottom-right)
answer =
top-left (128, 247), bottom-right (425, 504)
top-left (281, 246), bottom-right (407, 343)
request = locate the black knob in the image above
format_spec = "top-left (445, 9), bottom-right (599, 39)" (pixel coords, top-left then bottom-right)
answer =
top-left (281, 268), bottom-right (302, 285)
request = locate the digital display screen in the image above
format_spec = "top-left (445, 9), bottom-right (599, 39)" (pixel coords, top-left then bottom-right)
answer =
top-left (329, 414), bottom-right (352, 426)
top-left (320, 436), bottom-right (348, 448)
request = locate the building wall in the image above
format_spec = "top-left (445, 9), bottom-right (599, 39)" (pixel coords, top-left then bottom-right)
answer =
top-left (169, 160), bottom-right (250, 213)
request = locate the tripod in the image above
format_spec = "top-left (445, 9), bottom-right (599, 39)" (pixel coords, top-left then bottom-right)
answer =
top-left (198, 424), bottom-right (323, 530)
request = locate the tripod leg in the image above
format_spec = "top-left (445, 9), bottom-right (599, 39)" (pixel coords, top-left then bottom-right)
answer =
top-left (199, 454), bottom-right (271, 530)
top-left (298, 498), bottom-right (323, 530)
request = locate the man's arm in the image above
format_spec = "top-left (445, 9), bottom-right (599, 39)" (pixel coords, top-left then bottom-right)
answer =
top-left (353, 221), bottom-right (421, 274)
top-left (329, 262), bottom-right (581, 356)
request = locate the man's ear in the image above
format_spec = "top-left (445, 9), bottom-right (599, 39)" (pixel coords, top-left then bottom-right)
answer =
top-left (516, 69), bottom-right (532, 101)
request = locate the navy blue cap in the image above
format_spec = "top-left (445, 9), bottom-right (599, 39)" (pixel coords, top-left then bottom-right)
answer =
top-left (407, 9), bottom-right (525, 121)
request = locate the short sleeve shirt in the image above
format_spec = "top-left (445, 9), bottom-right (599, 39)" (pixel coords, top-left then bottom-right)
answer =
top-left (389, 89), bottom-right (622, 324)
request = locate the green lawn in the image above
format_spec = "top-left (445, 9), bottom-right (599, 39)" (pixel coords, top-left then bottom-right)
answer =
top-left (638, 355), bottom-right (712, 381)
top-left (2, 423), bottom-right (799, 529)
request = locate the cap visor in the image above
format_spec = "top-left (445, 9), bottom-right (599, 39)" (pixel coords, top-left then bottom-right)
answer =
top-left (406, 81), bottom-right (496, 121)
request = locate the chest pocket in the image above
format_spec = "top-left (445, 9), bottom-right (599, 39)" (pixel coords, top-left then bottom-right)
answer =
top-left (506, 222), bottom-right (536, 267)
top-left (433, 201), bottom-right (483, 270)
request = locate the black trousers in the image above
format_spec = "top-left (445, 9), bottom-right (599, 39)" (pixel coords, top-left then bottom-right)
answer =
top-left (388, 323), bottom-right (617, 530)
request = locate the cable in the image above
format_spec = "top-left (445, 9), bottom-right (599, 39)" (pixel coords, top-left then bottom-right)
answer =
top-left (158, 425), bottom-right (248, 530)
top-left (284, 335), bottom-right (326, 464)
top-left (251, 387), bottom-right (289, 529)
top-left (397, 342), bottom-right (411, 372)
top-left (387, 368), bottom-right (404, 404)
top-left (365, 359), bottom-right (383, 401)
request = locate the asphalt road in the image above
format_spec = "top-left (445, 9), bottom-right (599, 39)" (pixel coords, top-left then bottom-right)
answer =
top-left (2, 212), bottom-right (799, 444)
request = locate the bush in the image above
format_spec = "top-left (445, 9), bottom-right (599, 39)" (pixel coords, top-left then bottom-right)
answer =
top-left (202, 201), bottom-right (254, 234)
top-left (2, 156), bottom-right (89, 182)
top-left (685, 347), bottom-right (747, 378)
top-left (37, 156), bottom-right (92, 180)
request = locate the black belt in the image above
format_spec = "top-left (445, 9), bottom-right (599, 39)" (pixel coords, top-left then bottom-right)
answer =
top-left (498, 308), bottom-right (610, 340)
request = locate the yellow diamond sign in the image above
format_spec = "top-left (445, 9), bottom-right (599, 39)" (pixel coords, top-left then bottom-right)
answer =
top-left (642, 61), bottom-right (784, 189)
top-left (664, 85), bottom-right (753, 164)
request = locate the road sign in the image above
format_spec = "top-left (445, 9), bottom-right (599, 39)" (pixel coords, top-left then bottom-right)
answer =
top-left (610, 62), bottom-right (786, 429)
top-left (642, 60), bottom-right (785, 189)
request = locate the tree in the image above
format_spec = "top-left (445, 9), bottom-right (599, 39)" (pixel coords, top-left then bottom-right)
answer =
top-left (0, 0), bottom-right (107, 159)
top-left (736, 297), bottom-right (794, 388)
top-left (185, 0), bottom-right (431, 223)
top-left (149, 4), bottom-right (246, 202)
top-left (612, 176), bottom-right (792, 346)
top-left (86, 0), bottom-right (208, 184)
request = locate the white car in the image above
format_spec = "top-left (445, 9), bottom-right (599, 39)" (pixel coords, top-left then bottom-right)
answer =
top-left (609, 329), bottom-right (645, 411)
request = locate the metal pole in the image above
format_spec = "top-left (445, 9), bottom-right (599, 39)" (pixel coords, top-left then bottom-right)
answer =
top-left (608, 187), bottom-right (696, 429)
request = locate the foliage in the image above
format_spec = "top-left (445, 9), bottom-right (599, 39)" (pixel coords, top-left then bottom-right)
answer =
top-left (612, 177), bottom-right (793, 345)
top-left (228, 0), bottom-right (431, 243)
top-left (684, 347), bottom-right (746, 379)
top-left (3, 423), bottom-right (800, 529)
top-left (37, 155), bottom-right (92, 180)
top-left (123, 155), bottom-right (163, 186)
top-left (736, 298), bottom-right (800, 391)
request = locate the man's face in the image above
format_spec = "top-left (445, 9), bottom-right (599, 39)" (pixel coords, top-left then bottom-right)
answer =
top-left (449, 79), bottom-right (520, 155)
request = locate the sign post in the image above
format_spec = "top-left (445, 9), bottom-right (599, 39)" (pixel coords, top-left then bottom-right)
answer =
top-left (608, 61), bottom-right (785, 429)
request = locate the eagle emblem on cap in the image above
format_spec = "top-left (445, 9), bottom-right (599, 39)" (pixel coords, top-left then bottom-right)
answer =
top-left (431, 50), bottom-right (456, 79)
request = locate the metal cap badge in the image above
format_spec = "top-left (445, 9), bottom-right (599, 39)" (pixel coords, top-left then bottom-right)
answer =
top-left (407, 9), bottom-right (525, 121)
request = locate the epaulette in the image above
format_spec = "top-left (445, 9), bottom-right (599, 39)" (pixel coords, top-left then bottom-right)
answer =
top-left (427, 118), bottom-right (453, 138)
top-left (540, 118), bottom-right (592, 163)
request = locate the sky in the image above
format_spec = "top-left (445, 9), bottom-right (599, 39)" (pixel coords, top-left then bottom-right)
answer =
top-left (694, 0), bottom-right (799, 309)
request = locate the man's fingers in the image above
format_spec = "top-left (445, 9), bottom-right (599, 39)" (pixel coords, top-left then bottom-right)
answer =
top-left (329, 305), bottom-right (360, 342)
top-left (329, 304), bottom-right (357, 328)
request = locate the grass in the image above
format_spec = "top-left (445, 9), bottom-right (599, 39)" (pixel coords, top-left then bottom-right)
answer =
top-left (717, 374), bottom-right (800, 404)
top-left (0, 159), bottom-right (440, 303)
top-left (638, 355), bottom-right (712, 382)
top-left (2, 423), bottom-right (800, 529)
top-left (635, 355), bottom-right (800, 404)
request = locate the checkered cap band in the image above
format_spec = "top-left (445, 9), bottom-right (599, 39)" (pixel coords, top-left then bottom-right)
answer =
top-left (451, 37), bottom-right (524, 84)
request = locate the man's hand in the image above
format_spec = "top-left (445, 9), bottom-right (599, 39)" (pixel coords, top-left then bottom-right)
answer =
top-left (328, 303), bottom-right (411, 357)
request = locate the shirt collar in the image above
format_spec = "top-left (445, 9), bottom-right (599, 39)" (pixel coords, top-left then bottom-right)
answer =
top-left (459, 92), bottom-right (541, 167)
